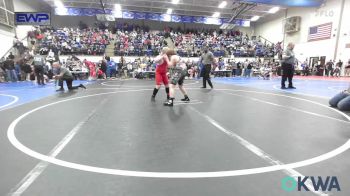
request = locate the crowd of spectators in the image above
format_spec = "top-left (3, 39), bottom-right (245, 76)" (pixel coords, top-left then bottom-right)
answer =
top-left (0, 53), bottom-right (37, 83)
top-left (64, 55), bottom-right (279, 80)
top-left (28, 27), bottom-right (113, 56)
top-left (114, 27), bottom-right (279, 58)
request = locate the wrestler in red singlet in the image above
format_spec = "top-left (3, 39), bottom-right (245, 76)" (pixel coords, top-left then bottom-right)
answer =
top-left (151, 48), bottom-right (170, 100)
top-left (155, 59), bottom-right (169, 86)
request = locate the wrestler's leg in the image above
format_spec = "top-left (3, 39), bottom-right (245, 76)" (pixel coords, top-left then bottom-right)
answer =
top-left (179, 76), bottom-right (190, 102)
top-left (152, 72), bottom-right (162, 98)
top-left (163, 72), bottom-right (170, 100)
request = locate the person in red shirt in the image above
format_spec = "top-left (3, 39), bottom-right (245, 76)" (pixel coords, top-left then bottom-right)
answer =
top-left (83, 59), bottom-right (96, 79)
top-left (152, 47), bottom-right (170, 100)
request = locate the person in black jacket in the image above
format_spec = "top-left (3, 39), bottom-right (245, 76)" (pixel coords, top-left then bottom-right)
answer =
top-left (100, 58), bottom-right (107, 79)
top-left (4, 58), bottom-right (18, 82)
top-left (0, 60), bottom-right (5, 82)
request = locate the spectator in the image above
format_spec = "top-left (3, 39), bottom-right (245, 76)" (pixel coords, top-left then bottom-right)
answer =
top-left (100, 58), bottom-right (107, 79)
top-left (334, 60), bottom-right (342, 77)
top-left (14, 61), bottom-right (21, 81)
top-left (345, 59), bottom-right (350, 77)
top-left (21, 60), bottom-right (32, 81)
top-left (231, 61), bottom-right (237, 77)
top-left (245, 61), bottom-right (253, 77)
top-left (8, 52), bottom-right (15, 60)
top-left (0, 60), bottom-right (5, 82)
top-left (84, 59), bottom-right (96, 80)
top-left (325, 60), bottom-right (334, 77)
top-left (4, 58), bottom-right (17, 82)
top-left (106, 57), bottom-right (117, 78)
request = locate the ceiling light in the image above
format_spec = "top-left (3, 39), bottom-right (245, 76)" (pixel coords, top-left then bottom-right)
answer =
top-left (172, 0), bottom-right (180, 4)
top-left (250, 16), bottom-right (260, 21)
top-left (114, 4), bottom-right (121, 11)
top-left (212, 12), bottom-right (220, 18)
top-left (166, 8), bottom-right (173, 14)
top-left (218, 1), bottom-right (227, 8)
top-left (268, 7), bottom-right (280, 14)
top-left (54, 0), bottom-right (64, 8)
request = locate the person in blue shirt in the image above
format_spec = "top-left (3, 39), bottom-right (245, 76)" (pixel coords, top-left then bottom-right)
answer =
top-left (106, 56), bottom-right (117, 78)
top-left (14, 61), bottom-right (21, 81)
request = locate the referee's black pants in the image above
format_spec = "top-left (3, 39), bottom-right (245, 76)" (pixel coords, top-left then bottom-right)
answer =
top-left (34, 66), bottom-right (44, 85)
top-left (281, 63), bottom-right (294, 88)
top-left (59, 78), bottom-right (79, 90)
top-left (202, 64), bottom-right (213, 88)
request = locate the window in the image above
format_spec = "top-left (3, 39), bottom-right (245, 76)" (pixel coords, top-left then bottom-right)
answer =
top-left (0, 0), bottom-right (14, 27)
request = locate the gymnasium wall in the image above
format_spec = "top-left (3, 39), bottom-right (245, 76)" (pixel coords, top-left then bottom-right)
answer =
top-left (336, 0), bottom-right (350, 64)
top-left (254, 0), bottom-right (350, 65)
top-left (0, 27), bottom-right (15, 58)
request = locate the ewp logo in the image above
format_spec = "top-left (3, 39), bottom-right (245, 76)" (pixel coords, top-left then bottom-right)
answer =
top-left (281, 176), bottom-right (341, 192)
top-left (15, 12), bottom-right (51, 26)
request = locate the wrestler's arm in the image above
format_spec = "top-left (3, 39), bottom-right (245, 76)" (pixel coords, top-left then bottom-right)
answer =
top-left (163, 54), bottom-right (172, 67)
top-left (154, 55), bottom-right (164, 64)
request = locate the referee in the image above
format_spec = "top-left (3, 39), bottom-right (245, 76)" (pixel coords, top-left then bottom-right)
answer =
top-left (33, 53), bottom-right (45, 85)
top-left (52, 62), bottom-right (86, 91)
top-left (199, 46), bottom-right (216, 89)
top-left (281, 42), bottom-right (296, 89)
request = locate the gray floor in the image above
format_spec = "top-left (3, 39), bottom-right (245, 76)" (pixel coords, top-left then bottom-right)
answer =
top-left (1, 79), bottom-right (350, 196)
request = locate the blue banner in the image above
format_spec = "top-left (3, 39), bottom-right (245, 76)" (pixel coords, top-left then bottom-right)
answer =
top-left (203, 17), bottom-right (221, 25)
top-left (134, 12), bottom-right (146, 19)
top-left (221, 18), bottom-right (230, 24)
top-left (193, 16), bottom-right (205, 24)
top-left (146, 13), bottom-right (160, 21)
top-left (241, 0), bottom-right (324, 7)
top-left (171, 15), bottom-right (182, 23)
top-left (54, 8), bottom-right (250, 27)
top-left (123, 11), bottom-right (135, 19)
top-left (160, 14), bottom-right (171, 22)
top-left (181, 16), bottom-right (193, 23)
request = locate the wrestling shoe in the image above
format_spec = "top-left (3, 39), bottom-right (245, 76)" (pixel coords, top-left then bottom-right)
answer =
top-left (181, 97), bottom-right (190, 102)
top-left (281, 86), bottom-right (287, 89)
top-left (56, 88), bottom-right (64, 92)
top-left (79, 84), bottom-right (87, 89)
top-left (164, 99), bottom-right (174, 107)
